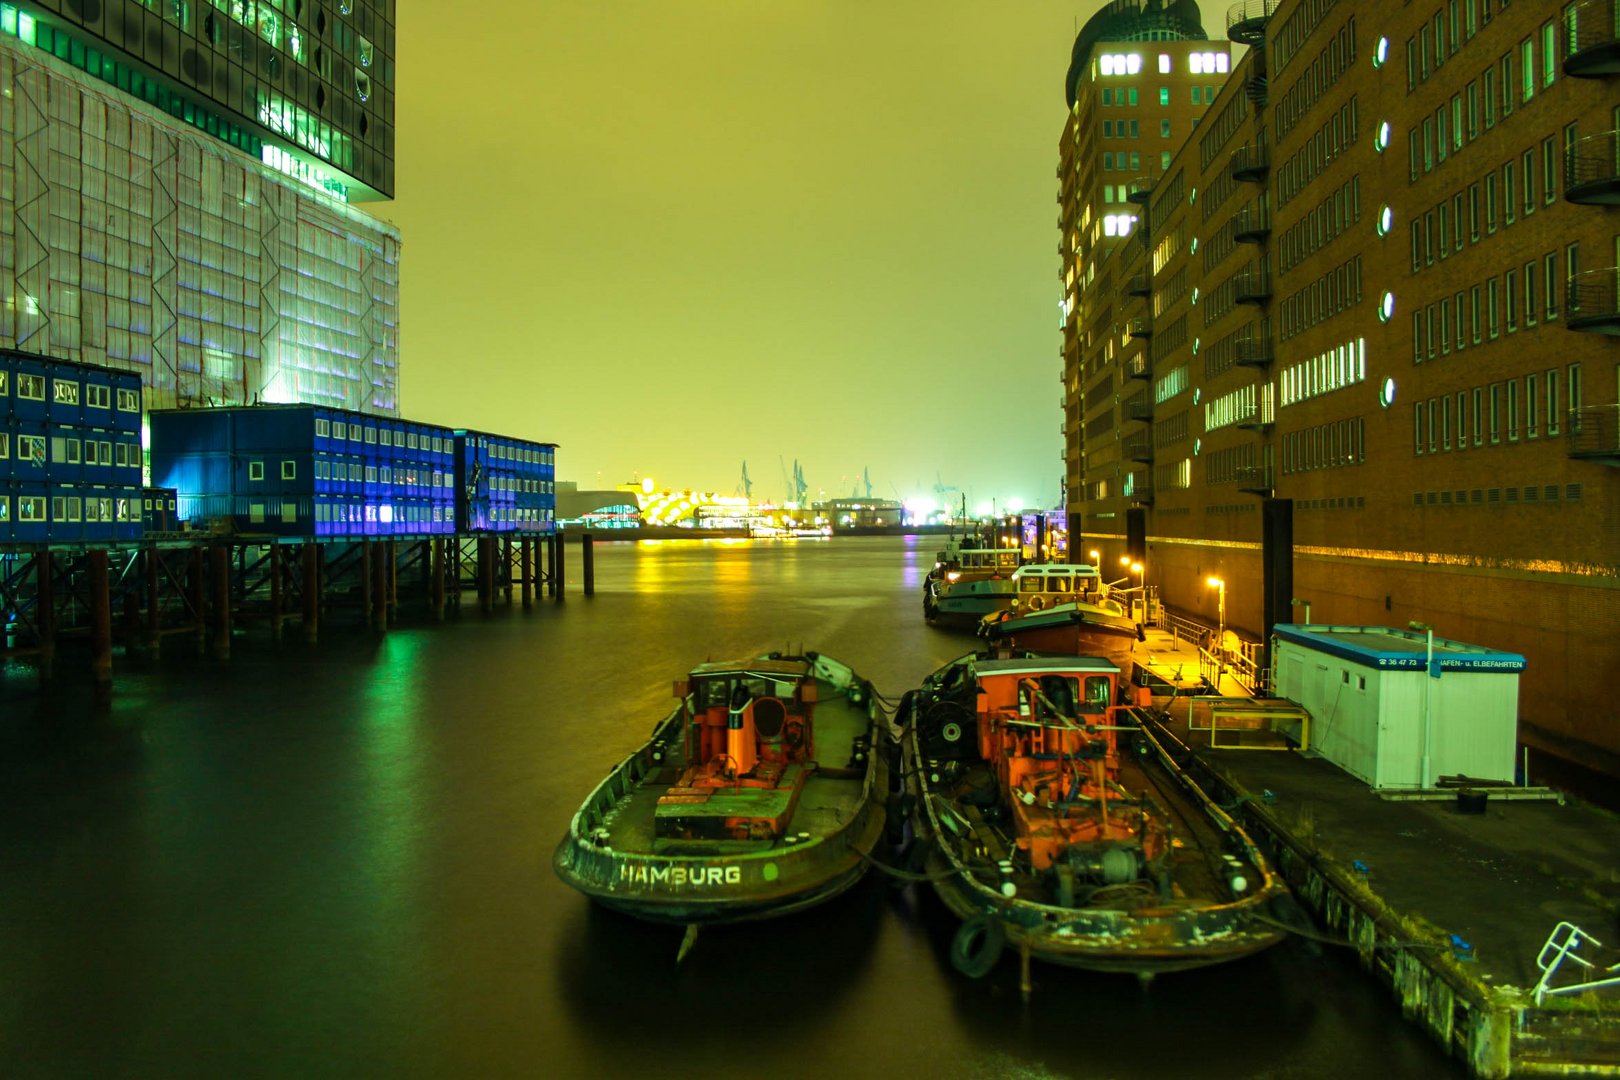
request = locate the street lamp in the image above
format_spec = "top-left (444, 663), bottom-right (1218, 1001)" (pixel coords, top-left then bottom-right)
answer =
top-left (1089, 549), bottom-right (1100, 567)
top-left (1206, 577), bottom-right (1226, 670)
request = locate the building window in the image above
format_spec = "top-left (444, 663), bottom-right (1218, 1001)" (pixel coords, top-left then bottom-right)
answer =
top-left (1547, 369), bottom-right (1560, 434)
top-left (1484, 173), bottom-right (1497, 232)
top-left (1161, 119), bottom-right (1171, 137)
top-left (1489, 383), bottom-right (1501, 443)
top-left (1522, 150), bottom-right (1536, 214)
top-left (249, 461), bottom-right (265, 481)
top-left (1472, 387), bottom-right (1484, 446)
top-left (1524, 262), bottom-right (1537, 325)
top-left (316, 418), bottom-right (330, 437)
top-left (1505, 269), bottom-right (1518, 331)
top-left (1541, 21), bottom-right (1556, 87)
top-left (282, 461), bottom-right (297, 480)
top-left (1483, 67), bottom-right (1496, 128)
top-left (53, 380), bottom-right (79, 405)
top-left (1503, 162), bottom-right (1516, 225)
top-left (1414, 403), bottom-right (1424, 454)
top-left (1526, 374), bottom-right (1539, 438)
top-left (1159, 87), bottom-right (1169, 105)
top-left (1470, 285), bottom-right (1482, 342)
top-left (87, 385), bottom-right (110, 409)
top-left (1457, 390), bottom-right (1469, 444)
top-left (1544, 252), bottom-right (1558, 319)
top-left (1507, 379), bottom-right (1519, 441)
top-left (1487, 279), bottom-right (1500, 337)
top-left (1520, 38), bottom-right (1534, 102)
top-left (1468, 183), bottom-right (1480, 240)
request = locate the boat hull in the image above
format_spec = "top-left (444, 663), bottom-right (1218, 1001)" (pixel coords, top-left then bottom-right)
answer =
top-left (554, 655), bottom-right (890, 925)
top-left (982, 607), bottom-right (1140, 670)
top-left (899, 656), bottom-right (1288, 977)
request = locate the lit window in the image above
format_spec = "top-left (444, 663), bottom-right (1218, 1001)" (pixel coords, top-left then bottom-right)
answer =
top-left (1377, 206), bottom-right (1394, 235)
top-left (1378, 292), bottom-right (1396, 322)
top-left (1159, 87), bottom-right (1169, 106)
top-left (1374, 122), bottom-right (1391, 151)
top-left (1373, 37), bottom-right (1389, 67)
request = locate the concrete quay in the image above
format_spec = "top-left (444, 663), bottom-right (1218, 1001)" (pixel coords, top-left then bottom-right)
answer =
top-left (1128, 625), bottom-right (1620, 1078)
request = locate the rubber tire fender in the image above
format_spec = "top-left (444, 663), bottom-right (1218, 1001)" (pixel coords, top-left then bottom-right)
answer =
top-left (949, 913), bottom-right (1007, 978)
top-left (1026, 595), bottom-right (1045, 612)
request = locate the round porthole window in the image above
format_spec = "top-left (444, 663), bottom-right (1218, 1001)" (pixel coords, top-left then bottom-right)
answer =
top-left (1373, 37), bottom-right (1389, 67)
top-left (1379, 378), bottom-right (1397, 408)
top-left (1374, 122), bottom-right (1391, 152)
top-left (1377, 292), bottom-right (1395, 322)
top-left (1377, 206), bottom-right (1394, 235)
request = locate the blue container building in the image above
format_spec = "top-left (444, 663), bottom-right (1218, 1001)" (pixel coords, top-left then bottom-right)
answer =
top-left (149, 405), bottom-right (459, 539)
top-left (2, 350), bottom-right (144, 546)
top-left (453, 431), bottom-right (558, 534)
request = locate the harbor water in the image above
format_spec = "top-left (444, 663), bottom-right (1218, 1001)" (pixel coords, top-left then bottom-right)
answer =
top-left (0, 536), bottom-right (1464, 1079)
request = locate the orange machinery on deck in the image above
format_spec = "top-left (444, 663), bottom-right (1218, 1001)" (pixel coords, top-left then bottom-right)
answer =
top-left (655, 668), bottom-right (819, 843)
top-left (971, 662), bottom-right (1168, 882)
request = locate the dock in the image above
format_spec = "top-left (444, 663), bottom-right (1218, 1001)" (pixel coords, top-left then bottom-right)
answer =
top-left (1129, 622), bottom-right (1620, 1079)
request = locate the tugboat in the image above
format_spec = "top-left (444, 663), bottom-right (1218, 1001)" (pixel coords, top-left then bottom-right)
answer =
top-left (554, 652), bottom-right (889, 926)
top-left (898, 649), bottom-right (1287, 988)
top-left (977, 563), bottom-right (1143, 670)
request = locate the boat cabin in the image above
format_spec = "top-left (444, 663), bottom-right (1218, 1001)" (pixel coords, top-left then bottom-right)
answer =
top-left (656, 658), bottom-right (819, 845)
top-left (1008, 563), bottom-right (1111, 611)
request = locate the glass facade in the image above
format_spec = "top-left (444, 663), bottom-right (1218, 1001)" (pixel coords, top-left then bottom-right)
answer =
top-left (6, 0), bottom-right (393, 199)
top-left (0, 37), bottom-right (400, 415)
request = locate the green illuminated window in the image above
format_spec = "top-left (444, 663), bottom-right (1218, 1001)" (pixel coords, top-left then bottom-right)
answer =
top-left (1159, 87), bottom-right (1169, 105)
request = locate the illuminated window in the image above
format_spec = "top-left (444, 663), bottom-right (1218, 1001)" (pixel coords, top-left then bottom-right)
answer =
top-left (1158, 54), bottom-right (1171, 74)
top-left (1159, 87), bottom-right (1169, 106)
top-left (250, 461), bottom-right (265, 481)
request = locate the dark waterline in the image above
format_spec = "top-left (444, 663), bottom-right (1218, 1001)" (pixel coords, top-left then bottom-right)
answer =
top-left (0, 537), bottom-right (1462, 1079)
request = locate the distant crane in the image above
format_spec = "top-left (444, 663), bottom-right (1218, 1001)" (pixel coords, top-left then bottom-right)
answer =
top-left (792, 459), bottom-right (808, 504)
top-left (933, 472), bottom-right (960, 501)
top-left (739, 460), bottom-right (752, 499)
top-left (863, 467), bottom-right (873, 500)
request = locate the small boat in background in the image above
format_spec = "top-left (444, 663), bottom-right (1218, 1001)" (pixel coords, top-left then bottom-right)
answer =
top-left (978, 563), bottom-right (1142, 669)
top-left (924, 542), bottom-right (1022, 625)
top-left (554, 652), bottom-right (889, 926)
top-left (898, 649), bottom-right (1287, 987)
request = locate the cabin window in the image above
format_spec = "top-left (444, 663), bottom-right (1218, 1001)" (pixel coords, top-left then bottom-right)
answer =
top-left (1049, 576), bottom-right (1071, 592)
top-left (1083, 676), bottom-right (1112, 712)
top-left (1021, 578), bottom-right (1043, 593)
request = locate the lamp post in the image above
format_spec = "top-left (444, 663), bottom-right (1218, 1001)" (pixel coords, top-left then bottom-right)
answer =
top-left (1409, 620), bottom-right (1435, 789)
top-left (1089, 549), bottom-right (1101, 568)
top-left (1206, 576), bottom-right (1226, 674)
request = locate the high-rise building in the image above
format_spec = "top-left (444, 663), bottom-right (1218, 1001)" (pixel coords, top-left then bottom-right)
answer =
top-left (1061, 0), bottom-right (1620, 778)
top-left (1, 2), bottom-right (399, 416)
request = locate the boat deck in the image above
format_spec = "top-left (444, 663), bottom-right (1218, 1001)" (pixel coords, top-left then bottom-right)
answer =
top-left (1133, 624), bottom-right (1620, 1076)
top-left (599, 689), bottom-right (870, 857)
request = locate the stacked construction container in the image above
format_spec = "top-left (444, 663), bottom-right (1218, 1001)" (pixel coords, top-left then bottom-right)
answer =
top-left (453, 431), bottom-right (558, 534)
top-left (149, 405), bottom-right (458, 538)
top-left (1, 351), bottom-right (143, 544)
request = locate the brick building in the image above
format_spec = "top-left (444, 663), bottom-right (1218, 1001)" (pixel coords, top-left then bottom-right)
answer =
top-left (1060, 0), bottom-right (1620, 776)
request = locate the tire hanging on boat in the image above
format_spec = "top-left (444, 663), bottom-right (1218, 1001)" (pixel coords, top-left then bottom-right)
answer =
top-left (950, 913), bottom-right (1006, 978)
top-left (1026, 595), bottom-right (1045, 612)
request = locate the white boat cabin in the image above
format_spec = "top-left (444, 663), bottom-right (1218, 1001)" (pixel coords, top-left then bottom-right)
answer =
top-left (1008, 563), bottom-right (1117, 611)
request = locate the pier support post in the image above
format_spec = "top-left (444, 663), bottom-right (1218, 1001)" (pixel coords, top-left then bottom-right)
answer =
top-left (121, 573), bottom-right (141, 658)
top-left (211, 543), bottom-right (232, 661)
top-left (372, 540), bottom-right (389, 633)
top-left (361, 540), bottom-right (374, 629)
top-left (269, 543), bottom-right (284, 643)
top-left (302, 543), bottom-right (321, 645)
top-left (520, 538), bottom-right (532, 609)
top-left (431, 538), bottom-right (446, 621)
top-left (581, 531), bottom-right (594, 597)
top-left (478, 537), bottom-right (495, 614)
top-left (145, 547), bottom-right (162, 657)
top-left (190, 547), bottom-right (206, 657)
top-left (89, 549), bottom-right (112, 691)
top-left (34, 551), bottom-right (56, 680)
top-left (387, 540), bottom-right (398, 620)
top-left (553, 530), bottom-right (566, 602)
top-left (545, 536), bottom-right (557, 598)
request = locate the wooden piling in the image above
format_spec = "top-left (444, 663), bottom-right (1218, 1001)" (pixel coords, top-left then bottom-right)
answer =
top-left (582, 531), bottom-right (594, 597)
top-left (89, 549), bottom-right (112, 687)
top-left (479, 537), bottom-right (495, 614)
top-left (372, 540), bottom-right (389, 633)
top-left (35, 550), bottom-right (54, 680)
top-left (361, 540), bottom-right (374, 629)
top-left (269, 543), bottom-right (284, 643)
top-left (145, 547), bottom-right (162, 657)
top-left (501, 537), bottom-right (513, 605)
top-left (211, 543), bottom-right (231, 660)
top-left (387, 540), bottom-right (398, 619)
top-left (190, 546), bottom-right (206, 657)
top-left (554, 530), bottom-right (566, 602)
top-left (431, 537), bottom-right (445, 621)
top-left (520, 538), bottom-right (532, 609)
top-left (302, 543), bottom-right (321, 644)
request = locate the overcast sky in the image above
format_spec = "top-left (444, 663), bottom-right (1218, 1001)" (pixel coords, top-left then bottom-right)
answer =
top-left (378, 2), bottom-right (1220, 512)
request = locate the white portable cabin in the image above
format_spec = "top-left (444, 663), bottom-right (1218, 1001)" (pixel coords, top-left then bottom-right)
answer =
top-left (1271, 624), bottom-right (1525, 790)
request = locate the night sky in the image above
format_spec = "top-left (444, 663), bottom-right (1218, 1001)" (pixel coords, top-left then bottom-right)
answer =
top-left (380, 2), bottom-right (1222, 512)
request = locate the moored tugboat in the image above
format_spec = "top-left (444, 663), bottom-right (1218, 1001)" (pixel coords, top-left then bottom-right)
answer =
top-left (977, 563), bottom-right (1143, 670)
top-left (554, 652), bottom-right (889, 928)
top-left (898, 650), bottom-right (1288, 990)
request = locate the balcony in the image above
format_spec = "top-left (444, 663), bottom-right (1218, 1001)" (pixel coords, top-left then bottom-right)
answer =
top-left (1565, 130), bottom-right (1620, 204)
top-left (1230, 202), bottom-right (1271, 244)
top-left (1124, 432), bottom-right (1155, 463)
top-left (1235, 463), bottom-right (1275, 495)
top-left (1567, 405), bottom-right (1620, 465)
top-left (1123, 393), bottom-right (1154, 423)
top-left (1230, 140), bottom-right (1270, 183)
top-left (1234, 266), bottom-right (1273, 305)
top-left (1126, 270), bottom-right (1152, 297)
top-left (1562, 0), bottom-right (1620, 77)
top-left (1125, 175), bottom-right (1156, 206)
top-left (1125, 354), bottom-right (1153, 381)
top-left (1234, 322), bottom-right (1274, 367)
top-left (1226, 0), bottom-right (1280, 46)
top-left (1567, 268), bottom-right (1620, 333)
top-left (1128, 316), bottom-right (1153, 339)
top-left (1123, 471), bottom-right (1154, 506)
